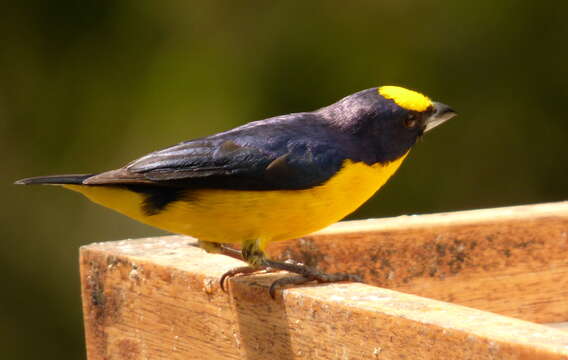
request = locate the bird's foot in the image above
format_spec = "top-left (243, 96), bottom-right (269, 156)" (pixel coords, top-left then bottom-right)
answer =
top-left (220, 258), bottom-right (362, 298)
top-left (263, 259), bottom-right (362, 298)
top-left (219, 265), bottom-right (281, 292)
top-left (218, 240), bottom-right (361, 298)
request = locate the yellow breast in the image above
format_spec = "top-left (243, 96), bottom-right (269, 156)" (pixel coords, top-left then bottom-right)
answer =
top-left (65, 153), bottom-right (407, 250)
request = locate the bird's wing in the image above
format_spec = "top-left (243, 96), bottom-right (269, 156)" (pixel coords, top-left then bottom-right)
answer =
top-left (85, 116), bottom-right (347, 190)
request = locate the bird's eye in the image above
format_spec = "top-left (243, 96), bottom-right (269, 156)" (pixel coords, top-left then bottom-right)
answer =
top-left (404, 114), bottom-right (417, 128)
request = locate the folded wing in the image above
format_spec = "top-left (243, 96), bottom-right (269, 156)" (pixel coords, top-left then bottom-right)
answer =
top-left (85, 115), bottom-right (347, 190)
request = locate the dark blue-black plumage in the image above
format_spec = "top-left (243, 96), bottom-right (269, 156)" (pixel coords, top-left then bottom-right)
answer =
top-left (82, 88), bottom-right (430, 191)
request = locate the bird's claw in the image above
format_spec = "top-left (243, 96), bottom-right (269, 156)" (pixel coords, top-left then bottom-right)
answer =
top-left (220, 266), bottom-right (259, 292)
top-left (268, 271), bottom-right (362, 299)
top-left (219, 266), bottom-right (281, 292)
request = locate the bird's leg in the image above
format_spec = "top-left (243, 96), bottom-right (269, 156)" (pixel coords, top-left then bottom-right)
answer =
top-left (219, 239), bottom-right (362, 298)
top-left (219, 239), bottom-right (268, 291)
top-left (193, 240), bottom-right (244, 261)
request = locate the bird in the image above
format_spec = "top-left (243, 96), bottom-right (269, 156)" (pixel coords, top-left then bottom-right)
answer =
top-left (15, 85), bottom-right (456, 297)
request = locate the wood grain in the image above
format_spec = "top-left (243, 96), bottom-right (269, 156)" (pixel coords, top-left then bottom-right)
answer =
top-left (266, 201), bottom-right (568, 323)
top-left (81, 237), bottom-right (568, 360)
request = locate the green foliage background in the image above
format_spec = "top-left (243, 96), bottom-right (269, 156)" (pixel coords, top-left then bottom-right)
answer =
top-left (2, 1), bottom-right (567, 358)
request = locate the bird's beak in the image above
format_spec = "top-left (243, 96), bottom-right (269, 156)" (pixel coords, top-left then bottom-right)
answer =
top-left (425, 102), bottom-right (457, 132)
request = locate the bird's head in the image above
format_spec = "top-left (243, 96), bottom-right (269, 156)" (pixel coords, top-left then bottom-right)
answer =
top-left (320, 85), bottom-right (457, 163)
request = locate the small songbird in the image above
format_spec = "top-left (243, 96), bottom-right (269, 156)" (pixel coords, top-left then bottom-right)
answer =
top-left (16, 86), bottom-right (456, 297)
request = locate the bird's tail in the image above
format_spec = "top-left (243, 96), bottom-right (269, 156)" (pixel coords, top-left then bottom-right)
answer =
top-left (14, 174), bottom-right (95, 185)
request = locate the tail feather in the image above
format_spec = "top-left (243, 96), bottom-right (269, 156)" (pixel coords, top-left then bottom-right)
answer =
top-left (15, 174), bottom-right (95, 185)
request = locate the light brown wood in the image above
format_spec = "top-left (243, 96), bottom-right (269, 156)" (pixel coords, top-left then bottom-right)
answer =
top-left (265, 201), bottom-right (568, 323)
top-left (81, 236), bottom-right (568, 360)
top-left (548, 323), bottom-right (568, 333)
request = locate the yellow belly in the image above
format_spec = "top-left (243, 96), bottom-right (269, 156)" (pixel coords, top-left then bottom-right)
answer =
top-left (65, 154), bottom-right (407, 249)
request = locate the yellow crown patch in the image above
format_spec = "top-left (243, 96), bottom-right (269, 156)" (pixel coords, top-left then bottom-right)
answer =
top-left (378, 86), bottom-right (432, 112)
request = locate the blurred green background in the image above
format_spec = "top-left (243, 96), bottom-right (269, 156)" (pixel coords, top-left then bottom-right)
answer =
top-left (2, 1), bottom-right (567, 358)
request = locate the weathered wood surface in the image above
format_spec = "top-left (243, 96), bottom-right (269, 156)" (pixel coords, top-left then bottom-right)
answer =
top-left (548, 322), bottom-right (568, 332)
top-left (265, 201), bottom-right (568, 323)
top-left (81, 237), bottom-right (568, 360)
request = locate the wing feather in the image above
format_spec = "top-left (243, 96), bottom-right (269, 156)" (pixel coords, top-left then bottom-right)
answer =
top-left (85, 114), bottom-right (348, 190)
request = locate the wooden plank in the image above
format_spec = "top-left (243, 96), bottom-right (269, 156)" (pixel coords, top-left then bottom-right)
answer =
top-left (266, 201), bottom-right (568, 323)
top-left (80, 237), bottom-right (568, 360)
